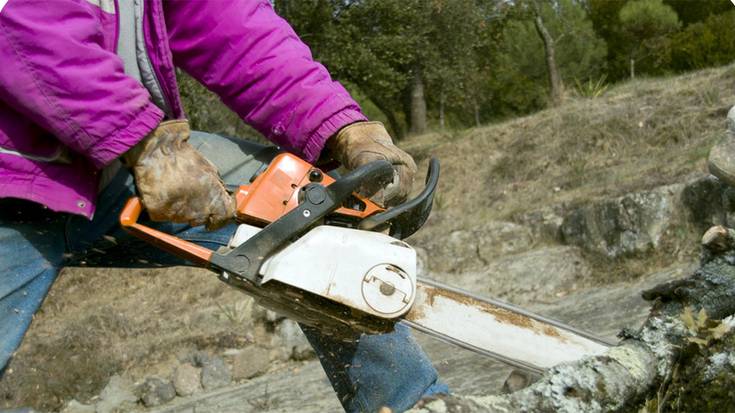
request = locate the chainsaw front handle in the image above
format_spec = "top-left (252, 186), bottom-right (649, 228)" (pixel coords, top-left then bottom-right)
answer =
top-left (119, 197), bottom-right (214, 267)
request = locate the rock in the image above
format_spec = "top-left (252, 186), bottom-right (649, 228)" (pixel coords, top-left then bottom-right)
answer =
top-left (192, 351), bottom-right (212, 367)
top-left (560, 184), bottom-right (682, 257)
top-left (446, 246), bottom-right (591, 303)
top-left (95, 375), bottom-right (138, 413)
top-left (264, 310), bottom-right (283, 323)
top-left (501, 370), bottom-right (535, 394)
top-left (200, 356), bottom-right (232, 390)
top-left (172, 363), bottom-right (202, 397)
top-left (419, 399), bottom-right (448, 413)
top-left (139, 377), bottom-right (176, 407)
top-left (231, 346), bottom-right (271, 381)
top-left (514, 206), bottom-right (564, 241)
top-left (680, 175), bottom-right (730, 232)
top-left (60, 399), bottom-right (95, 413)
top-left (415, 221), bottom-right (534, 273)
top-left (727, 104), bottom-right (735, 132)
top-left (274, 319), bottom-right (314, 360)
top-left (252, 307), bottom-right (286, 324)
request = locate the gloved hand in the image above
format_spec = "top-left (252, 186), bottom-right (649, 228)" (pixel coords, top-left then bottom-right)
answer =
top-left (122, 120), bottom-right (235, 230)
top-left (326, 121), bottom-right (417, 206)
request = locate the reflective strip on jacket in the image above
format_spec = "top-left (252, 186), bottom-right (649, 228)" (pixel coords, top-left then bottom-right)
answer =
top-left (0, 0), bottom-right (365, 218)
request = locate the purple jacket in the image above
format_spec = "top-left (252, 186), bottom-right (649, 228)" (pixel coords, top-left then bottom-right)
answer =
top-left (0, 0), bottom-right (366, 218)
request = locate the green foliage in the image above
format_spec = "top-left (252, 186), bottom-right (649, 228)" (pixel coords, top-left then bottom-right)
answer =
top-left (619, 0), bottom-right (681, 42)
top-left (663, 0), bottom-right (732, 27)
top-left (176, 0), bottom-right (735, 139)
top-left (177, 70), bottom-right (266, 143)
top-left (618, 0), bottom-right (681, 76)
top-left (276, 0), bottom-right (489, 135)
top-left (680, 306), bottom-right (732, 348)
top-left (659, 313), bottom-right (735, 412)
top-left (487, 0), bottom-right (606, 115)
top-left (669, 10), bottom-right (735, 71)
top-left (575, 74), bottom-right (609, 98)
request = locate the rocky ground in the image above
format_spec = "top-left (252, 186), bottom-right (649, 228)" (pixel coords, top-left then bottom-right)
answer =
top-left (1, 65), bottom-right (734, 412)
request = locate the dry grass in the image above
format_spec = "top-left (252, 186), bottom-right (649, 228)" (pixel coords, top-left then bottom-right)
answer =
top-left (4, 65), bottom-right (735, 411)
top-left (0, 266), bottom-right (265, 411)
top-left (403, 64), bottom-right (735, 232)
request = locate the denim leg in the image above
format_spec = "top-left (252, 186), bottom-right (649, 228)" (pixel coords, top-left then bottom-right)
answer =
top-left (302, 323), bottom-right (448, 412)
top-left (0, 206), bottom-right (66, 372)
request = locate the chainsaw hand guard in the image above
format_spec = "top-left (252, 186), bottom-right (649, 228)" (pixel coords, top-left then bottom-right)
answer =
top-left (359, 158), bottom-right (440, 239)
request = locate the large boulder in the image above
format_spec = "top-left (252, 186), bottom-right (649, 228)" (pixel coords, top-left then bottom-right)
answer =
top-left (414, 221), bottom-right (534, 273)
top-left (680, 175), bottom-right (732, 232)
top-left (440, 246), bottom-right (591, 303)
top-left (560, 184), bottom-right (683, 257)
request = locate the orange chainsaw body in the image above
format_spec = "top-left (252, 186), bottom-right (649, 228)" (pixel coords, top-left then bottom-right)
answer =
top-left (120, 153), bottom-right (439, 274)
top-left (234, 153), bottom-right (384, 226)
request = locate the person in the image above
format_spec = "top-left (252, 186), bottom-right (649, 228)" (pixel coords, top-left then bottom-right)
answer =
top-left (0, 1), bottom-right (447, 411)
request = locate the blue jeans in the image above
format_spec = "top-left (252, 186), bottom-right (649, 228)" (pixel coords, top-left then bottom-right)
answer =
top-left (0, 132), bottom-right (446, 412)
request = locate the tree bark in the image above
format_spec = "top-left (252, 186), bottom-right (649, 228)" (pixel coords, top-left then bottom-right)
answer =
top-left (474, 99), bottom-right (481, 127)
top-left (439, 90), bottom-right (446, 130)
top-left (533, 14), bottom-right (564, 107)
top-left (411, 225), bottom-right (735, 412)
top-left (410, 69), bottom-right (427, 135)
top-left (368, 95), bottom-right (404, 140)
top-left (631, 58), bottom-right (636, 79)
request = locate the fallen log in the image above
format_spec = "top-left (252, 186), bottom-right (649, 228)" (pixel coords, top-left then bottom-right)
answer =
top-left (412, 225), bottom-right (735, 413)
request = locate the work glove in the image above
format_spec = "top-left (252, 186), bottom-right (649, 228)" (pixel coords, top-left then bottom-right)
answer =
top-left (326, 121), bottom-right (417, 207)
top-left (122, 120), bottom-right (235, 230)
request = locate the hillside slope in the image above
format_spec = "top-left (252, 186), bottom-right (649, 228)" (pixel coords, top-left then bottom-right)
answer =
top-left (1, 65), bottom-right (734, 412)
top-left (408, 64), bottom-right (735, 285)
top-left (406, 64), bottom-right (734, 226)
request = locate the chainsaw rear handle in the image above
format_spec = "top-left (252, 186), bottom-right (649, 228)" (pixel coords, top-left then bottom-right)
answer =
top-left (120, 159), bottom-right (394, 278)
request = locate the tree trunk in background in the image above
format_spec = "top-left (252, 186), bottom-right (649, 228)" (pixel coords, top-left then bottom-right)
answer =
top-left (410, 70), bottom-right (427, 135)
top-left (534, 14), bottom-right (564, 107)
top-left (369, 95), bottom-right (404, 139)
top-left (474, 99), bottom-right (481, 127)
top-left (439, 90), bottom-right (446, 130)
top-left (384, 110), bottom-right (404, 140)
top-left (630, 58), bottom-right (636, 79)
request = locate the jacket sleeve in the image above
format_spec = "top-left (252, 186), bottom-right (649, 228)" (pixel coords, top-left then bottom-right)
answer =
top-left (163, 0), bottom-right (366, 162)
top-left (0, 0), bottom-right (163, 169)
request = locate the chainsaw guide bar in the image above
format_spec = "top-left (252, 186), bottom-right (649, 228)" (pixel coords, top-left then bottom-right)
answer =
top-left (120, 153), bottom-right (613, 374)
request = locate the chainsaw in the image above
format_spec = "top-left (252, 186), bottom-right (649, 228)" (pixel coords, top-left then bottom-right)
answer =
top-left (120, 153), bottom-right (613, 373)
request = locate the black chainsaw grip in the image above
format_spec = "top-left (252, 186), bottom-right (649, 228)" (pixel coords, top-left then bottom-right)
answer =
top-left (210, 159), bottom-right (395, 282)
top-left (358, 157), bottom-right (440, 239)
top-left (327, 159), bottom-right (394, 201)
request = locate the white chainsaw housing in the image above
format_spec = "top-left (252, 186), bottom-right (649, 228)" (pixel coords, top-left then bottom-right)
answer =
top-left (229, 224), bottom-right (417, 319)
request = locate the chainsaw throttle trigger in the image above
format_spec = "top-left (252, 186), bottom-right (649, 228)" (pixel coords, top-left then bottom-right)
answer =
top-left (210, 159), bottom-right (395, 283)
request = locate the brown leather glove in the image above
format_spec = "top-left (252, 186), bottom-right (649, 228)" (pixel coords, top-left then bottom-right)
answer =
top-left (326, 121), bottom-right (417, 206)
top-left (123, 120), bottom-right (235, 230)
